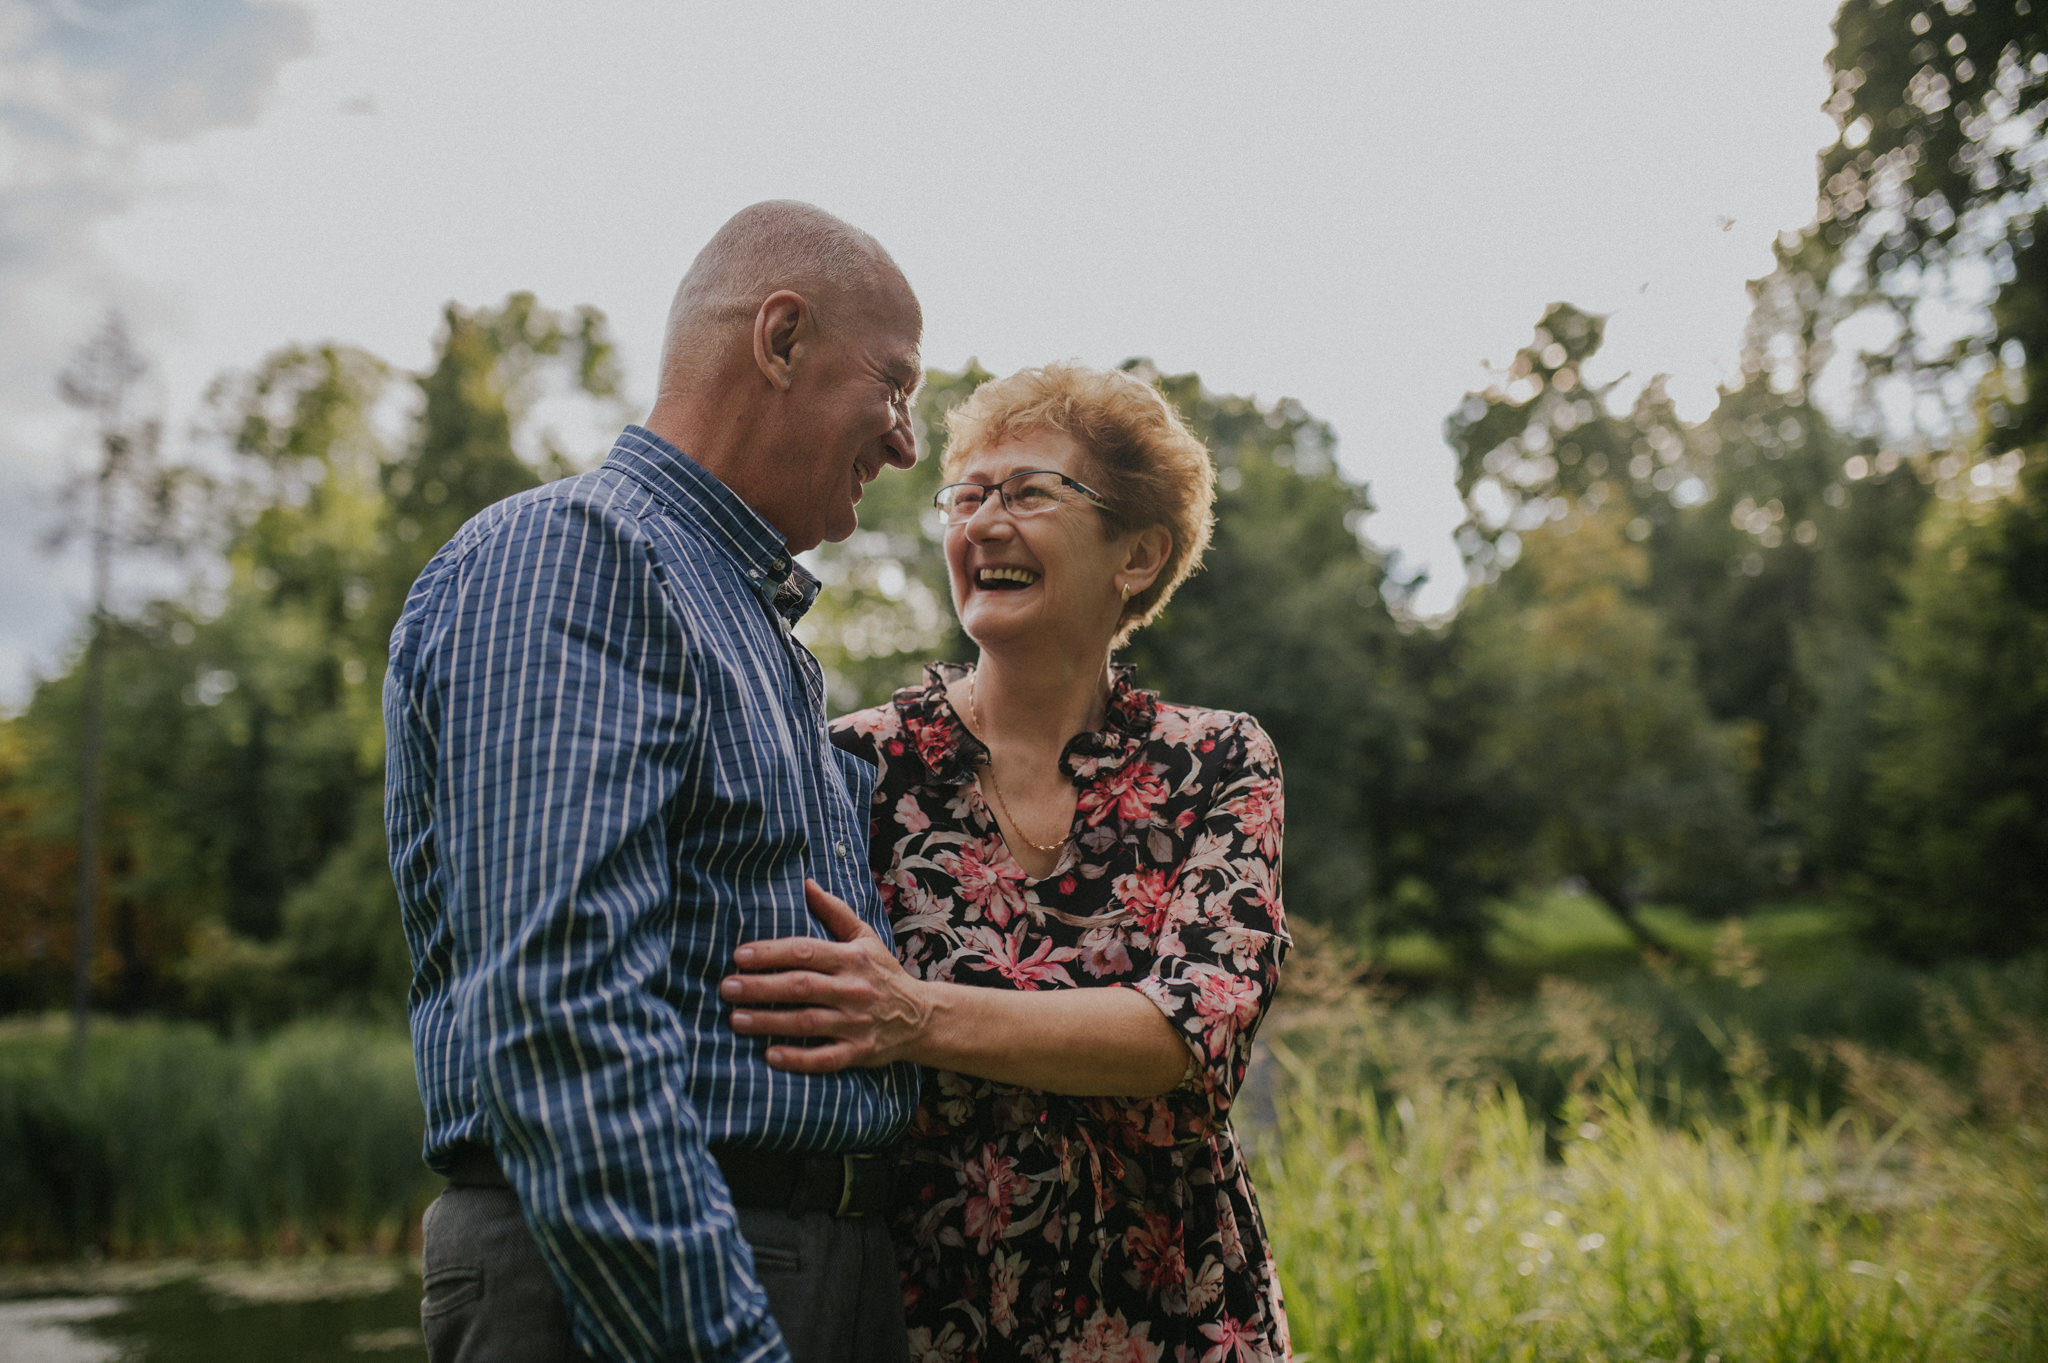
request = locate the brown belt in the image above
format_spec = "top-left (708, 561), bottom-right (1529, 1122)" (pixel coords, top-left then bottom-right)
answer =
top-left (442, 1143), bottom-right (894, 1219)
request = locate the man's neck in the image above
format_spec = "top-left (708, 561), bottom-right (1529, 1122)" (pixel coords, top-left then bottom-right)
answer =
top-left (643, 395), bottom-right (796, 549)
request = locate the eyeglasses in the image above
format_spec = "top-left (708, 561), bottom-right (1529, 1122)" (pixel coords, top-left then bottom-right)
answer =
top-left (932, 469), bottom-right (1114, 525)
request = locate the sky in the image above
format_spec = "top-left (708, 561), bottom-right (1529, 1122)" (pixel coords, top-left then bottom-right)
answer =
top-left (0, 0), bottom-right (1847, 709)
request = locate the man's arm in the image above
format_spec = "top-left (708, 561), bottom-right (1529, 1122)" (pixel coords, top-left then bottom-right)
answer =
top-left (423, 495), bottom-right (787, 1363)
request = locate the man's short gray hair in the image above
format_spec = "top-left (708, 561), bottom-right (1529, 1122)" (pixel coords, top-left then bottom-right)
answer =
top-left (659, 201), bottom-right (905, 385)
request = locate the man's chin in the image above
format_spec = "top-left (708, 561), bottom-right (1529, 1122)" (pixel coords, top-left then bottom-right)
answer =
top-left (821, 501), bottom-right (860, 544)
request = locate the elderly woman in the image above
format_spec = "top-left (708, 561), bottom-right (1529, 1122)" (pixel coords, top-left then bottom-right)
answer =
top-left (724, 363), bottom-right (1290, 1363)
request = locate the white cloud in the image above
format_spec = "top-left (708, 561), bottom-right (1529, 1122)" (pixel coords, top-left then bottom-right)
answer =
top-left (0, 0), bottom-right (312, 706)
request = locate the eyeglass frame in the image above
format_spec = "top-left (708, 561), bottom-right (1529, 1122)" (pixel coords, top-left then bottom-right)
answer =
top-left (931, 468), bottom-right (1115, 525)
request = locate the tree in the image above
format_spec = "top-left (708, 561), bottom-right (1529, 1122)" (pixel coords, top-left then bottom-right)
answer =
top-left (48, 314), bottom-right (188, 1051)
top-left (1449, 300), bottom-right (1929, 888)
top-left (1455, 511), bottom-right (1761, 949)
top-left (1122, 365), bottom-right (1416, 931)
top-left (1765, 0), bottom-right (2048, 956)
top-left (1860, 460), bottom-right (2048, 956)
top-left (1804, 0), bottom-right (2044, 451)
top-left (6, 295), bottom-right (625, 1025)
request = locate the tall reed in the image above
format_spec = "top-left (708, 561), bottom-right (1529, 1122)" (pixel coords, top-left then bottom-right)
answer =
top-left (0, 1016), bottom-right (435, 1258)
top-left (1253, 940), bottom-right (2048, 1363)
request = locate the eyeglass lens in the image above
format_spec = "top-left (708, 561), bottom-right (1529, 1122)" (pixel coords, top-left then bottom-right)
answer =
top-left (936, 472), bottom-right (1066, 521)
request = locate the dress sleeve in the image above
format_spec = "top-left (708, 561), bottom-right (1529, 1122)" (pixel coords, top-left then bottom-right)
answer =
top-left (1122, 715), bottom-right (1289, 1124)
top-left (415, 498), bottom-right (788, 1363)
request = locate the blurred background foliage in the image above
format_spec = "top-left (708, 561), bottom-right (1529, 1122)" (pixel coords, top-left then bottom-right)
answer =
top-left (1, 14), bottom-right (2046, 1343)
top-left (1, 0), bottom-right (2042, 1016)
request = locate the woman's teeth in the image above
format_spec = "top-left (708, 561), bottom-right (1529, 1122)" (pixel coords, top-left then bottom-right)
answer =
top-left (977, 567), bottom-right (1039, 589)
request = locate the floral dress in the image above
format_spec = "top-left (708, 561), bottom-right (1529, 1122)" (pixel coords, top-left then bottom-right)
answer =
top-left (829, 663), bottom-right (1291, 1363)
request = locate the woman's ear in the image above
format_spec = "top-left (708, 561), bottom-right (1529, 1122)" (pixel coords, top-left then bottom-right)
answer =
top-left (1121, 524), bottom-right (1173, 597)
top-left (753, 290), bottom-right (810, 391)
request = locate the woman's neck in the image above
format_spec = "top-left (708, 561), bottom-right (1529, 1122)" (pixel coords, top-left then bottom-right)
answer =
top-left (965, 645), bottom-right (1115, 756)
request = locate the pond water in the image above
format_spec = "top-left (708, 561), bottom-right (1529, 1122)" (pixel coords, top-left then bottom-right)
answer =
top-left (0, 1259), bottom-right (424, 1362)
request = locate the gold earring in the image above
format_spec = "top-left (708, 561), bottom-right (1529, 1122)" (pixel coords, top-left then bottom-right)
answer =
top-left (1120, 582), bottom-right (1131, 604)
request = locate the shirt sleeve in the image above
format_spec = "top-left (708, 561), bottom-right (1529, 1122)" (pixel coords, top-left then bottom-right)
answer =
top-left (421, 496), bottom-right (788, 1363)
top-left (1123, 715), bottom-right (1289, 1126)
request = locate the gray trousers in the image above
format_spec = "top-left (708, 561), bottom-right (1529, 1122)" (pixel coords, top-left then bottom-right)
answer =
top-left (419, 1186), bottom-right (906, 1363)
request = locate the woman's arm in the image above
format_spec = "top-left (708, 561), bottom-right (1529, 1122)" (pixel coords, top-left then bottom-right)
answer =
top-left (722, 881), bottom-right (1192, 1097)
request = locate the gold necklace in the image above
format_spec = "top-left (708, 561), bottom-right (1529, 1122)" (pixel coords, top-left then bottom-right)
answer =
top-left (966, 672), bottom-right (1071, 854)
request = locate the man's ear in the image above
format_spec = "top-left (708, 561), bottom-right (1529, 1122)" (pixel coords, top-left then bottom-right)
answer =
top-left (753, 290), bottom-right (810, 392)
top-left (1122, 524), bottom-right (1173, 596)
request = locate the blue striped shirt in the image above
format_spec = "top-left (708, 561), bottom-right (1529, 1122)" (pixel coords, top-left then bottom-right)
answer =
top-left (384, 425), bottom-right (918, 1363)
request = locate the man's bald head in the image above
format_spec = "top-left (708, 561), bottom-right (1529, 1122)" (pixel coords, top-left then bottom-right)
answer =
top-left (657, 200), bottom-right (918, 396)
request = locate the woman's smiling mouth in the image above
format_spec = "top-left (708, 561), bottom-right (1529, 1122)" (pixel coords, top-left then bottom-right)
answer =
top-left (976, 567), bottom-right (1040, 590)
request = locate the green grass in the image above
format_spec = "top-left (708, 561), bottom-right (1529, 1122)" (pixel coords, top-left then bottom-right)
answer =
top-left (1257, 1059), bottom-right (2047, 1362)
top-left (0, 1016), bottom-right (436, 1258)
top-left (1379, 892), bottom-right (1857, 982)
top-left (5, 901), bottom-right (2045, 1363)
top-left (1256, 941), bottom-right (2048, 1362)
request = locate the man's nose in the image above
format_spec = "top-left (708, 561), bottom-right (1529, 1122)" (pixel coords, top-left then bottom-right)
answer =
top-left (881, 406), bottom-right (917, 469)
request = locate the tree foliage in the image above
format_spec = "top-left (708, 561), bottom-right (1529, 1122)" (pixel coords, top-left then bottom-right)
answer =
top-left (1862, 471), bottom-right (2048, 956)
top-left (1456, 513), bottom-right (1760, 947)
top-left (2, 297), bottom-right (623, 1021)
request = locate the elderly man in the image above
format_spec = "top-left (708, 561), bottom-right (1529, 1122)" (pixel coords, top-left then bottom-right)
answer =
top-left (385, 202), bottom-right (924, 1363)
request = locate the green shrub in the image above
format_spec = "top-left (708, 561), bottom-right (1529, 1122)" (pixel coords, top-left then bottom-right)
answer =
top-left (0, 1016), bottom-right (435, 1257)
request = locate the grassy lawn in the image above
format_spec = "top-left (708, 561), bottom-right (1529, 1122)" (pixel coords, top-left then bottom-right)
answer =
top-left (1376, 890), bottom-right (1857, 982)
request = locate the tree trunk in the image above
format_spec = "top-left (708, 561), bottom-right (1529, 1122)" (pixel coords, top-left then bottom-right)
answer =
top-left (69, 613), bottom-right (105, 1072)
top-left (1585, 871), bottom-right (1673, 958)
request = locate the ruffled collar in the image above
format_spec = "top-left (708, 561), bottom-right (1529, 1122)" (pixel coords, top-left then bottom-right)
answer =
top-left (897, 661), bottom-right (1159, 787)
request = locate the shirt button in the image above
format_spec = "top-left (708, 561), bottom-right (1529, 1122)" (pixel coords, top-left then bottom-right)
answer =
top-left (834, 841), bottom-right (848, 859)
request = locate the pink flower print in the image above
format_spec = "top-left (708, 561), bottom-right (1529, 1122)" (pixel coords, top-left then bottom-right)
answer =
top-left (1149, 706), bottom-right (1207, 746)
top-left (1215, 1190), bottom-right (1246, 1268)
top-left (1183, 1256), bottom-right (1227, 1314)
top-left (1122, 1211), bottom-right (1188, 1293)
top-left (1189, 967), bottom-right (1263, 1057)
top-left (1236, 856), bottom-right (1280, 922)
top-left (1079, 761), bottom-right (1169, 828)
top-left (1077, 926), bottom-right (1134, 979)
top-left (1208, 920), bottom-right (1271, 972)
top-left (1060, 1311), bottom-right (1164, 1363)
top-left (906, 711), bottom-right (963, 773)
top-left (948, 835), bottom-right (1029, 926)
top-left (843, 708), bottom-right (891, 739)
top-left (1198, 1315), bottom-right (1260, 1363)
top-left (1113, 870), bottom-right (1176, 937)
top-left (1228, 778), bottom-right (1283, 862)
top-left (988, 1246), bottom-right (1025, 1337)
top-left (895, 790), bottom-right (932, 834)
top-left (960, 1143), bottom-right (1028, 1251)
top-left (908, 1323), bottom-right (967, 1363)
top-left (960, 923), bottom-right (1080, 990)
top-left (1116, 871), bottom-right (1202, 957)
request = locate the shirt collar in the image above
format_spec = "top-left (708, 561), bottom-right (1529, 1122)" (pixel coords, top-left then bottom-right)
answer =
top-left (605, 425), bottom-right (821, 624)
top-left (899, 661), bottom-right (1158, 787)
